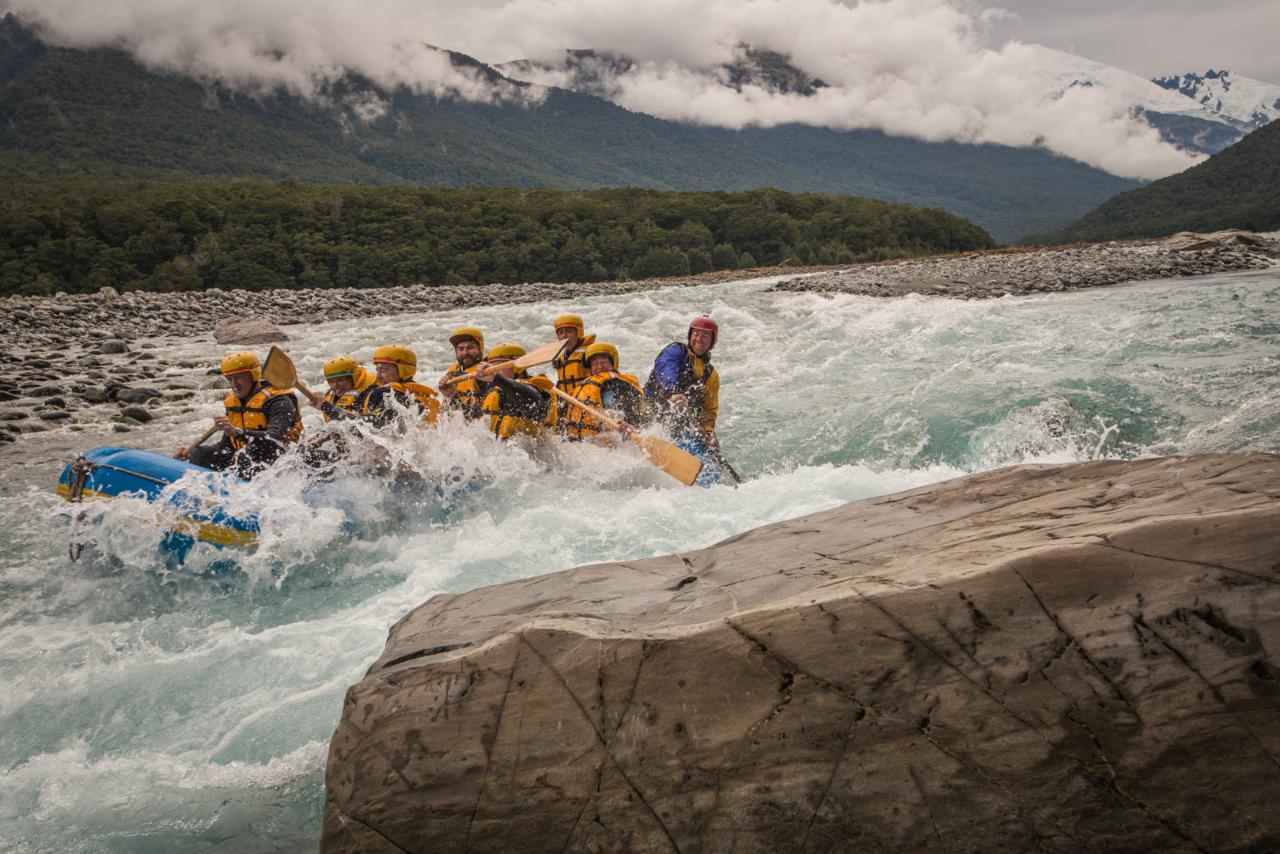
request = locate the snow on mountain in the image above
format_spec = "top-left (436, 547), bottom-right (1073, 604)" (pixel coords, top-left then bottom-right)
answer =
top-left (1152, 70), bottom-right (1280, 130)
top-left (1026, 46), bottom-right (1234, 125)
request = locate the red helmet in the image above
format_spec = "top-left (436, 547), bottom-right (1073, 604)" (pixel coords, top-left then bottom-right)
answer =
top-left (688, 315), bottom-right (718, 350)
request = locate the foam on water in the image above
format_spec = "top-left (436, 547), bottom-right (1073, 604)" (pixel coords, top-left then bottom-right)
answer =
top-left (2, 268), bottom-right (1278, 851)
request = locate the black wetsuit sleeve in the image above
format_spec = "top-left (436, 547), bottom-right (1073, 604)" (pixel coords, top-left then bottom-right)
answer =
top-left (262, 394), bottom-right (301, 442)
top-left (319, 399), bottom-right (356, 421)
top-left (494, 374), bottom-right (546, 404)
top-left (495, 375), bottom-right (551, 421)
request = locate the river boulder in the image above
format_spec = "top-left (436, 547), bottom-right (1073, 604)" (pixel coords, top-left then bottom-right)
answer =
top-left (323, 453), bottom-right (1280, 853)
top-left (212, 316), bottom-right (288, 345)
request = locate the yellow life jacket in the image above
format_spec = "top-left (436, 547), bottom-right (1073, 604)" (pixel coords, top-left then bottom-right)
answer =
top-left (553, 333), bottom-right (596, 397)
top-left (321, 368), bottom-right (376, 423)
top-left (223, 386), bottom-right (303, 450)
top-left (362, 381), bottom-right (441, 427)
top-left (442, 363), bottom-right (490, 420)
top-left (562, 370), bottom-right (644, 441)
top-left (482, 375), bottom-right (557, 439)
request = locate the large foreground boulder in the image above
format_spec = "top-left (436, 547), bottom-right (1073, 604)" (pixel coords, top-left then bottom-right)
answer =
top-left (324, 454), bottom-right (1280, 852)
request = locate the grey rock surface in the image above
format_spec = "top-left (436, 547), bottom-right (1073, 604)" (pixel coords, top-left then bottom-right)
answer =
top-left (324, 453), bottom-right (1280, 853)
top-left (212, 316), bottom-right (289, 345)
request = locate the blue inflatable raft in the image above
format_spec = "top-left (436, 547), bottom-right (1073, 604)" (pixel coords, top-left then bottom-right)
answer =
top-left (57, 447), bottom-right (259, 550)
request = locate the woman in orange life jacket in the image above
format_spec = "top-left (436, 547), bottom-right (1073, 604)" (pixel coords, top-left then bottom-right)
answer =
top-left (549, 313), bottom-right (596, 428)
top-left (437, 326), bottom-right (491, 421)
top-left (297, 355), bottom-right (378, 468)
top-left (562, 342), bottom-right (650, 444)
top-left (478, 343), bottom-right (557, 440)
top-left (308, 355), bottom-right (377, 423)
top-left (362, 344), bottom-right (441, 429)
top-left (644, 315), bottom-right (721, 447)
top-left (175, 350), bottom-right (303, 477)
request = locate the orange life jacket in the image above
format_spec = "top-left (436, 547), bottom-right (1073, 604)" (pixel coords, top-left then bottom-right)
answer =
top-left (562, 370), bottom-right (645, 441)
top-left (482, 375), bottom-right (556, 439)
top-left (223, 386), bottom-right (303, 450)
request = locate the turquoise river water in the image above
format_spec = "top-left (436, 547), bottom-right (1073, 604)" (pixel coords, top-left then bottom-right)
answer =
top-left (1, 268), bottom-right (1278, 851)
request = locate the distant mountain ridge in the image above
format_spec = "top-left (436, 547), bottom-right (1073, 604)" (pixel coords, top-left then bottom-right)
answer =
top-left (0, 14), bottom-right (1140, 242)
top-left (505, 47), bottom-right (1280, 159)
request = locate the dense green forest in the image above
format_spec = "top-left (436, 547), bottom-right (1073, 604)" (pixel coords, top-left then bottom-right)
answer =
top-left (0, 14), bottom-right (1136, 243)
top-left (0, 180), bottom-right (994, 296)
top-left (1039, 118), bottom-right (1280, 243)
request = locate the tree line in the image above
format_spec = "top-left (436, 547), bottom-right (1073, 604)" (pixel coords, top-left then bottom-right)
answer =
top-left (0, 179), bottom-right (995, 296)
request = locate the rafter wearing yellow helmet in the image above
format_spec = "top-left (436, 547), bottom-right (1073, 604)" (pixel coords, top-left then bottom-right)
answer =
top-left (479, 343), bottom-right (558, 439)
top-left (365, 344), bottom-right (440, 428)
top-left (562, 341), bottom-right (649, 443)
top-left (438, 326), bottom-right (490, 420)
top-left (550, 312), bottom-right (596, 429)
top-left (312, 355), bottom-right (376, 423)
top-left (175, 350), bottom-right (302, 477)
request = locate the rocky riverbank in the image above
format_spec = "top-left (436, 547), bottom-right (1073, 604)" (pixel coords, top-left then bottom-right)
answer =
top-left (3, 230), bottom-right (1276, 443)
top-left (771, 230), bottom-right (1280, 297)
top-left (323, 452), bottom-right (1280, 853)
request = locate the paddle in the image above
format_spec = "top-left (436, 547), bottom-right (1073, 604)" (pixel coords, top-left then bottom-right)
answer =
top-left (262, 346), bottom-right (319, 401)
top-left (457, 339), bottom-right (572, 385)
top-left (547, 386), bottom-right (703, 486)
top-left (183, 424), bottom-right (220, 456)
top-left (710, 446), bottom-right (744, 485)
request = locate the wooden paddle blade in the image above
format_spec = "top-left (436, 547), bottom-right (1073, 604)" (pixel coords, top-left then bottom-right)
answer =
top-left (262, 346), bottom-right (298, 389)
top-left (514, 339), bottom-right (568, 370)
top-left (629, 434), bottom-right (703, 486)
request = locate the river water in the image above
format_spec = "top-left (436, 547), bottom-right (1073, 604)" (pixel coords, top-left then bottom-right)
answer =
top-left (2, 268), bottom-right (1278, 851)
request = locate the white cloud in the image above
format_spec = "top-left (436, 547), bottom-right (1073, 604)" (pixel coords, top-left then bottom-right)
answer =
top-left (3, 0), bottom-right (1205, 179)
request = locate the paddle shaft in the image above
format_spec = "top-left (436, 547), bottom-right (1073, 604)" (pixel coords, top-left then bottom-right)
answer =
top-left (548, 385), bottom-right (628, 432)
top-left (464, 339), bottom-right (572, 383)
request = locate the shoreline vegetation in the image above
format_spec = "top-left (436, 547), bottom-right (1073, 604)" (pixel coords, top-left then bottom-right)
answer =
top-left (0, 181), bottom-right (992, 298)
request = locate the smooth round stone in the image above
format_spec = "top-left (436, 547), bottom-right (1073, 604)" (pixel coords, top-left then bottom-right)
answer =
top-left (38, 410), bottom-right (71, 421)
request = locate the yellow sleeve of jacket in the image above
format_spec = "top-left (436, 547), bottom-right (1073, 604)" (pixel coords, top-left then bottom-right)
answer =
top-left (700, 367), bottom-right (719, 433)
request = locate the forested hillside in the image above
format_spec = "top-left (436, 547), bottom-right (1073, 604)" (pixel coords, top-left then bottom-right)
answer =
top-left (0, 14), bottom-right (1136, 242)
top-left (0, 181), bottom-right (994, 296)
top-left (1042, 119), bottom-right (1280, 242)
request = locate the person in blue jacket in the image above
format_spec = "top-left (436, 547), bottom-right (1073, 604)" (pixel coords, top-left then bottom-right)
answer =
top-left (645, 316), bottom-right (722, 483)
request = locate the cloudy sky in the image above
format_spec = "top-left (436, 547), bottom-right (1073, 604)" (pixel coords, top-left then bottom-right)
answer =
top-left (986, 0), bottom-right (1280, 83)
top-left (3, 0), bottom-right (1276, 180)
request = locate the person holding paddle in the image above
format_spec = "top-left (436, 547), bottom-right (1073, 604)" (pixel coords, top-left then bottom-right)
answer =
top-left (478, 343), bottom-right (557, 440)
top-left (175, 351), bottom-right (302, 476)
top-left (299, 355), bottom-right (376, 423)
top-left (645, 316), bottom-right (720, 444)
top-left (562, 342), bottom-right (649, 443)
top-left (438, 326), bottom-right (491, 421)
top-left (550, 313), bottom-right (595, 427)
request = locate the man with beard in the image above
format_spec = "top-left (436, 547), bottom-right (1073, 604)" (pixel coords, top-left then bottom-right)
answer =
top-left (438, 326), bottom-right (491, 421)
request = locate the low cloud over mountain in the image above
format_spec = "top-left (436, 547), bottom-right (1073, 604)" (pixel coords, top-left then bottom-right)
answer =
top-left (0, 0), bottom-right (1227, 180)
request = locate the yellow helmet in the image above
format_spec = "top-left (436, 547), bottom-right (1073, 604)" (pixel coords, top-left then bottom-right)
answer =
top-left (485, 342), bottom-right (526, 362)
top-left (322, 355), bottom-right (359, 380)
top-left (220, 351), bottom-right (261, 382)
top-left (372, 344), bottom-right (417, 381)
top-left (449, 326), bottom-right (485, 351)
top-left (553, 313), bottom-right (584, 337)
top-left (584, 342), bottom-right (619, 372)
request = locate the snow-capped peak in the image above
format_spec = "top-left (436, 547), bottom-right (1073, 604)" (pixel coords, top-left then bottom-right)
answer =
top-left (1152, 70), bottom-right (1280, 129)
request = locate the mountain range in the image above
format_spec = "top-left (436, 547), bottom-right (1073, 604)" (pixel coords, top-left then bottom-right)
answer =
top-left (2, 13), bottom-right (1276, 244)
top-left (505, 46), bottom-right (1280, 159)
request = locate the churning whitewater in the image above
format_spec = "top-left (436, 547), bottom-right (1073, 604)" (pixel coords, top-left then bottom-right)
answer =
top-left (2, 269), bottom-right (1279, 851)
